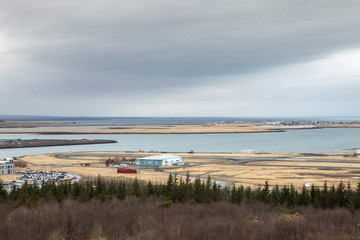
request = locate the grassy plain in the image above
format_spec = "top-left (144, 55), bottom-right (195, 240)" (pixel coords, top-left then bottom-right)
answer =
top-left (2, 151), bottom-right (358, 189)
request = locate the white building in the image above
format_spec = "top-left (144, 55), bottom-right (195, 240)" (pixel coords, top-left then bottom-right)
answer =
top-left (0, 160), bottom-right (15, 175)
top-left (136, 154), bottom-right (184, 166)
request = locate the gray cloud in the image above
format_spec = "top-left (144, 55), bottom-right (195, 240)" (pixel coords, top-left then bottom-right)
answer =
top-left (0, 0), bottom-right (359, 116)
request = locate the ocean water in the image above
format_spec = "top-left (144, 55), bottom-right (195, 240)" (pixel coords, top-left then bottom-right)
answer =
top-left (0, 127), bottom-right (359, 157)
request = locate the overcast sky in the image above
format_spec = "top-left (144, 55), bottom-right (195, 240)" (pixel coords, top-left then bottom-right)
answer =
top-left (0, 0), bottom-right (359, 117)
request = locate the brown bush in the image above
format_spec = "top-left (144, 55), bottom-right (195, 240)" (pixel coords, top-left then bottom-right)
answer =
top-left (14, 160), bottom-right (27, 168)
top-left (1, 199), bottom-right (360, 239)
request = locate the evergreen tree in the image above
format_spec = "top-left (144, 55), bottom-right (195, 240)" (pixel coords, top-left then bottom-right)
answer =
top-left (352, 181), bottom-right (360, 209)
top-left (0, 182), bottom-right (8, 201)
top-left (212, 181), bottom-right (221, 202)
top-left (204, 175), bottom-right (212, 203)
top-left (320, 181), bottom-right (328, 208)
top-left (336, 180), bottom-right (346, 207)
top-left (310, 184), bottom-right (321, 208)
top-left (270, 184), bottom-right (281, 205)
top-left (193, 177), bottom-right (204, 203)
top-left (165, 173), bottom-right (174, 197)
top-left (244, 186), bottom-right (253, 203)
top-left (8, 185), bottom-right (18, 201)
top-left (288, 184), bottom-right (298, 207)
top-left (146, 181), bottom-right (154, 197)
top-left (117, 181), bottom-right (127, 200)
top-left (299, 185), bottom-right (310, 206)
top-left (327, 185), bottom-right (337, 209)
top-left (260, 180), bottom-right (270, 203)
top-left (130, 178), bottom-right (142, 197)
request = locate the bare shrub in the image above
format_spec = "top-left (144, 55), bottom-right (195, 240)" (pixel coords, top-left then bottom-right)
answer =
top-left (14, 159), bottom-right (27, 168)
top-left (1, 198), bottom-right (360, 239)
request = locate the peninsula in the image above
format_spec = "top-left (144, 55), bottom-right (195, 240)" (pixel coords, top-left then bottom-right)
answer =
top-left (0, 139), bottom-right (117, 149)
top-left (0, 120), bottom-right (359, 135)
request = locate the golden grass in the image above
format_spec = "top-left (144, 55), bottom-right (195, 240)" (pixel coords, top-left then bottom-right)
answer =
top-left (10, 151), bottom-right (360, 189)
top-left (246, 160), bottom-right (360, 167)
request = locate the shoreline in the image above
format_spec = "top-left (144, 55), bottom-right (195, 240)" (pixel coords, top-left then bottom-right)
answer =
top-left (1, 126), bottom-right (360, 135)
top-left (0, 121), bottom-right (359, 135)
top-left (0, 139), bottom-right (117, 149)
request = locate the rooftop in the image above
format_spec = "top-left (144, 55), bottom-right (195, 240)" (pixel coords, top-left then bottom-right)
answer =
top-left (139, 154), bottom-right (181, 160)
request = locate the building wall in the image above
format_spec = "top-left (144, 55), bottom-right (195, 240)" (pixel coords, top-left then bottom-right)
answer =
top-left (138, 159), bottom-right (163, 166)
top-left (136, 155), bottom-right (184, 166)
top-left (0, 163), bottom-right (15, 175)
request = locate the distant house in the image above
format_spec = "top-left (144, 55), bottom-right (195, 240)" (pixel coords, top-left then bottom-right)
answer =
top-left (0, 160), bottom-right (15, 175)
top-left (136, 154), bottom-right (184, 166)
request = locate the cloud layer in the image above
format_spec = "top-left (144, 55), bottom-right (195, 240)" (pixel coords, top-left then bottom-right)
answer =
top-left (1, 0), bottom-right (359, 117)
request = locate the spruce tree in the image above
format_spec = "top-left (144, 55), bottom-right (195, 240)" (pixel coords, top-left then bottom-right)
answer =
top-left (0, 182), bottom-right (8, 201)
top-left (117, 181), bottom-right (127, 200)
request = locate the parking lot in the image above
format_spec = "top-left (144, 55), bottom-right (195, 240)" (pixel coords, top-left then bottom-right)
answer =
top-left (16, 170), bottom-right (81, 183)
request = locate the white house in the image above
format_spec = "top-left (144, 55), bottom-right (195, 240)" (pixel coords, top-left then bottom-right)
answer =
top-left (0, 160), bottom-right (15, 175)
top-left (136, 154), bottom-right (184, 166)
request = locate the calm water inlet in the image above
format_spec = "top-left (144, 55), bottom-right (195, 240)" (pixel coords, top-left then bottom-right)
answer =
top-left (0, 128), bottom-right (360, 157)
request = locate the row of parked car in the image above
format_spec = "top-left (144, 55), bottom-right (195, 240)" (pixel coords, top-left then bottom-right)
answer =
top-left (16, 170), bottom-right (79, 183)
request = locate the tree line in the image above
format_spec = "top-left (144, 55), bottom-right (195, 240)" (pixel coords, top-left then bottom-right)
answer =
top-left (2, 173), bottom-right (360, 210)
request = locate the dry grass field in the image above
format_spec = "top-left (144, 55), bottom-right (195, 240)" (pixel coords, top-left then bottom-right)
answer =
top-left (2, 151), bottom-right (358, 189)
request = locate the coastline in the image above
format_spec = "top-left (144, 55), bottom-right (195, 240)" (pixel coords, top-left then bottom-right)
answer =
top-left (0, 139), bottom-right (117, 149)
top-left (0, 123), bottom-right (359, 135)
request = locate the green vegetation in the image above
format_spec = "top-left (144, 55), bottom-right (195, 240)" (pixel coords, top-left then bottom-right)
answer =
top-left (1, 174), bottom-right (360, 210)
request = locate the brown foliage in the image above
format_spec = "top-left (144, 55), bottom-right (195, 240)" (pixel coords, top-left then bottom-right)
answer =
top-left (1, 198), bottom-right (360, 239)
top-left (13, 160), bottom-right (27, 168)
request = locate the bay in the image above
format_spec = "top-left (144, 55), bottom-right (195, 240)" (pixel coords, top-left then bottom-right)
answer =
top-left (0, 128), bottom-right (359, 157)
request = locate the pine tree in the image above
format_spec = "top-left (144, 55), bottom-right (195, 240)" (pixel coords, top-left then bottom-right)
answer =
top-left (0, 182), bottom-right (8, 201)
top-left (299, 185), bottom-right (310, 206)
top-left (212, 181), bottom-right (221, 202)
top-left (146, 181), bottom-right (154, 197)
top-left (325, 185), bottom-right (337, 209)
top-left (165, 173), bottom-right (174, 197)
top-left (260, 181), bottom-right (270, 203)
top-left (184, 172), bottom-right (194, 202)
top-left (288, 184), bottom-right (298, 207)
top-left (245, 186), bottom-right (252, 203)
top-left (204, 175), bottom-right (212, 203)
top-left (270, 184), bottom-right (281, 205)
top-left (106, 181), bottom-right (117, 200)
top-left (117, 181), bottom-right (127, 200)
top-left (8, 185), bottom-right (18, 201)
top-left (310, 184), bottom-right (321, 208)
top-left (193, 177), bottom-right (204, 203)
top-left (130, 177), bottom-right (142, 197)
top-left (320, 181), bottom-right (329, 209)
top-left (336, 180), bottom-right (346, 207)
top-left (352, 181), bottom-right (360, 209)
top-left (230, 185), bottom-right (237, 203)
